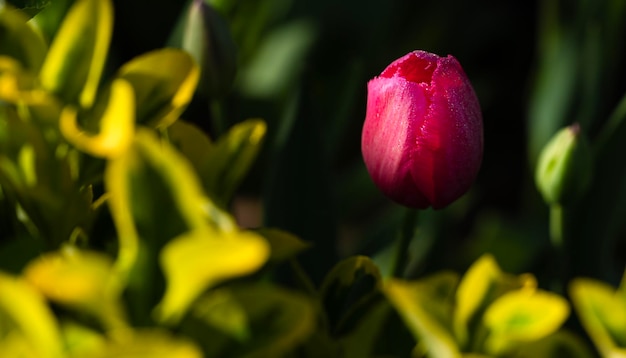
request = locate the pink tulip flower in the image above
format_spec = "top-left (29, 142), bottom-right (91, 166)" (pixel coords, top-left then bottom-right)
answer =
top-left (362, 50), bottom-right (483, 209)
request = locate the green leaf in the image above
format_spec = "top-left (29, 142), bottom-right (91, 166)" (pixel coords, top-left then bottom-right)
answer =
top-left (454, 254), bottom-right (536, 348)
top-left (238, 20), bottom-right (316, 98)
top-left (0, 105), bottom-right (93, 245)
top-left (155, 229), bottom-right (269, 324)
top-left (0, 6), bottom-right (47, 71)
top-left (116, 48), bottom-right (199, 128)
top-left (168, 0), bottom-right (237, 97)
top-left (384, 272), bottom-right (461, 358)
top-left (5, 0), bottom-right (51, 18)
top-left (570, 278), bottom-right (626, 356)
top-left (39, 0), bottom-right (112, 108)
top-left (338, 300), bottom-right (391, 358)
top-left (0, 271), bottom-right (64, 358)
top-left (182, 284), bottom-right (316, 358)
top-left (255, 227), bottom-right (310, 262)
top-left (319, 255), bottom-right (382, 334)
top-left (483, 288), bottom-right (570, 355)
top-left (200, 118), bottom-right (266, 207)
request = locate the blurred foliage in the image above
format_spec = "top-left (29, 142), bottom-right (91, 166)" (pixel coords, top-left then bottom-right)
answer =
top-left (0, 0), bottom-right (626, 357)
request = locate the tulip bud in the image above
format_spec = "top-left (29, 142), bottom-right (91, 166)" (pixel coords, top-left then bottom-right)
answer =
top-left (169, 0), bottom-right (237, 98)
top-left (362, 50), bottom-right (483, 209)
top-left (535, 124), bottom-right (592, 205)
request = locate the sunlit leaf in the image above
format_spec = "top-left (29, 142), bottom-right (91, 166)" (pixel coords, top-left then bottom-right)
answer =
top-left (200, 118), bottom-right (266, 207)
top-left (483, 288), bottom-right (569, 355)
top-left (454, 254), bottom-right (536, 347)
top-left (0, 271), bottom-right (63, 358)
top-left (60, 79), bottom-right (135, 158)
top-left (39, 0), bottom-right (112, 108)
top-left (155, 229), bottom-right (269, 324)
top-left (116, 48), bottom-right (199, 128)
top-left (384, 273), bottom-right (461, 358)
top-left (22, 246), bottom-right (127, 330)
top-left (0, 6), bottom-right (47, 71)
top-left (255, 227), bottom-right (310, 262)
top-left (570, 278), bottom-right (626, 356)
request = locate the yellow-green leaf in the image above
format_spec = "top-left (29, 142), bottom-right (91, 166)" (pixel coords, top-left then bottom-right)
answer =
top-left (454, 254), bottom-right (536, 347)
top-left (116, 48), bottom-right (199, 128)
top-left (39, 0), bottom-right (112, 108)
top-left (0, 6), bottom-right (47, 72)
top-left (183, 284), bottom-right (315, 358)
top-left (91, 329), bottom-right (203, 358)
top-left (200, 118), bottom-right (266, 207)
top-left (60, 78), bottom-right (135, 158)
top-left (320, 256), bottom-right (383, 333)
top-left (515, 330), bottom-right (594, 358)
top-left (168, 118), bottom-right (213, 175)
top-left (0, 271), bottom-right (63, 358)
top-left (570, 278), bottom-right (626, 356)
top-left (256, 227), bottom-right (311, 262)
top-left (155, 229), bottom-right (269, 324)
top-left (105, 129), bottom-right (235, 289)
top-left (191, 289), bottom-right (250, 342)
top-left (384, 273), bottom-right (461, 358)
top-left (483, 288), bottom-right (570, 355)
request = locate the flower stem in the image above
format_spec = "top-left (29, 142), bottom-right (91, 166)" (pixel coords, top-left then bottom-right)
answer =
top-left (391, 209), bottom-right (418, 277)
top-left (549, 204), bottom-right (568, 292)
top-left (549, 204), bottom-right (563, 248)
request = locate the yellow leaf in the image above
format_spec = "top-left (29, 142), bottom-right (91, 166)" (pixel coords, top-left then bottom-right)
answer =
top-left (454, 254), bottom-right (536, 346)
top-left (39, 0), bottom-right (112, 108)
top-left (570, 278), bottom-right (626, 356)
top-left (484, 288), bottom-right (569, 355)
top-left (155, 229), bottom-right (270, 324)
top-left (59, 79), bottom-right (135, 158)
top-left (22, 246), bottom-right (127, 330)
top-left (0, 271), bottom-right (63, 358)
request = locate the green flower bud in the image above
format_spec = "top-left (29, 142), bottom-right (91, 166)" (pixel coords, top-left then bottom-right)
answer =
top-left (169, 0), bottom-right (237, 98)
top-left (535, 123), bottom-right (592, 205)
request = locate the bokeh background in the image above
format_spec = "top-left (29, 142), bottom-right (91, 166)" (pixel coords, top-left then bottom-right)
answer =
top-left (111, 0), bottom-right (626, 285)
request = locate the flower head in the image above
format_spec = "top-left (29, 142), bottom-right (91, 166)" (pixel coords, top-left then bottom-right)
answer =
top-left (362, 50), bottom-right (483, 209)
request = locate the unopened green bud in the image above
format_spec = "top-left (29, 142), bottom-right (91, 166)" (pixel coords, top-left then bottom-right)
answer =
top-left (535, 123), bottom-right (592, 205)
top-left (169, 0), bottom-right (237, 98)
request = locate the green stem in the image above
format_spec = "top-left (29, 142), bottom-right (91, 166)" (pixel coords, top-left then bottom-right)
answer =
top-left (549, 204), bottom-right (563, 249)
top-left (391, 209), bottom-right (418, 278)
top-left (549, 204), bottom-right (568, 292)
